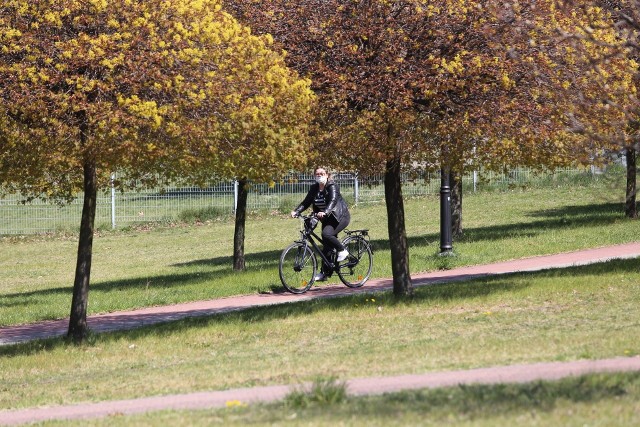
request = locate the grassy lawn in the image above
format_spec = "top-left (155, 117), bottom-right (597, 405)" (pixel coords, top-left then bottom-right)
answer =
top-left (1, 171), bottom-right (639, 326)
top-left (1, 257), bottom-right (639, 423)
top-left (1, 171), bottom-right (639, 424)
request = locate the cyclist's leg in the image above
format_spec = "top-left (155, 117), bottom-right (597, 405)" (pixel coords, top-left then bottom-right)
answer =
top-left (319, 242), bottom-right (333, 276)
top-left (321, 214), bottom-right (350, 273)
top-left (322, 215), bottom-right (350, 249)
top-left (320, 219), bottom-right (337, 275)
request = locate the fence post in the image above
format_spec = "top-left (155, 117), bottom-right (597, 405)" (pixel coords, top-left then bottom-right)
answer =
top-left (473, 170), bottom-right (478, 192)
top-left (354, 172), bottom-right (359, 205)
top-left (111, 172), bottom-right (116, 229)
top-left (233, 179), bottom-right (239, 214)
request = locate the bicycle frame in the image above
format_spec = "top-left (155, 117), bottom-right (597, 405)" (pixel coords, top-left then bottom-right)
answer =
top-left (296, 215), bottom-right (336, 271)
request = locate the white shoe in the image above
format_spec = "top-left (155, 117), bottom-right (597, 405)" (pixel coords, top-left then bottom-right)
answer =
top-left (314, 272), bottom-right (328, 282)
top-left (336, 249), bottom-right (349, 262)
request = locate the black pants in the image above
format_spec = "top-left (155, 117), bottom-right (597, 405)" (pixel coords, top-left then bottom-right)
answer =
top-left (321, 212), bottom-right (350, 274)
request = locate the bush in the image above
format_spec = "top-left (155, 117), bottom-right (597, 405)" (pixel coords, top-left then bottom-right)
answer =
top-left (178, 206), bottom-right (231, 222)
top-left (284, 377), bottom-right (347, 408)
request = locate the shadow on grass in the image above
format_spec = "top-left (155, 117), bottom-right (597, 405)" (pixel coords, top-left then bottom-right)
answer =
top-left (1, 249), bottom-right (284, 303)
top-left (370, 201), bottom-right (627, 253)
top-left (318, 372), bottom-right (640, 420)
top-left (170, 248), bottom-right (281, 268)
top-left (2, 258), bottom-right (637, 357)
top-left (527, 202), bottom-right (623, 219)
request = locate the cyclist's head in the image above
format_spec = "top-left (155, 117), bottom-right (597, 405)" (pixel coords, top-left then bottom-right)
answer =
top-left (314, 167), bottom-right (331, 179)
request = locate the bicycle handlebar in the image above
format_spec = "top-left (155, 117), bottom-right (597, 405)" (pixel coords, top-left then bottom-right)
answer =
top-left (293, 213), bottom-right (319, 232)
top-left (292, 212), bottom-right (318, 220)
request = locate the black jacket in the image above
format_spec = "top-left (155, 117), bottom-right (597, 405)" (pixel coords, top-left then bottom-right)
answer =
top-left (294, 180), bottom-right (349, 222)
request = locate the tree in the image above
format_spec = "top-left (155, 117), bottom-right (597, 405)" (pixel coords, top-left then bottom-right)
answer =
top-left (600, 0), bottom-right (639, 219)
top-left (229, 0), bottom-right (615, 295)
top-left (0, 0), bottom-right (313, 341)
top-left (551, 0), bottom-right (640, 218)
top-left (440, 1), bottom-right (636, 233)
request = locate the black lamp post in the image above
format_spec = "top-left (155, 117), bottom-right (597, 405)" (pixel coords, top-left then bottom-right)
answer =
top-left (439, 168), bottom-right (453, 254)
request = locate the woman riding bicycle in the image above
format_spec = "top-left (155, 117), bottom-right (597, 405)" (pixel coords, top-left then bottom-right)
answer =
top-left (291, 167), bottom-right (350, 281)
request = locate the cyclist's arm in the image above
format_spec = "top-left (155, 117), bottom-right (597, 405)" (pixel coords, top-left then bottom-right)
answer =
top-left (292, 184), bottom-right (317, 216)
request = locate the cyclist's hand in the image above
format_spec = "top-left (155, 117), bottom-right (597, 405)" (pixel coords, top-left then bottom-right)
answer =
top-left (290, 211), bottom-right (298, 218)
top-left (317, 212), bottom-right (326, 219)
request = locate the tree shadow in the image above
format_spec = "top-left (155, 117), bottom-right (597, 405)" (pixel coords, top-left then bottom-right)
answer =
top-left (1, 272), bottom-right (219, 300)
top-left (170, 248), bottom-right (282, 268)
top-left (1, 249), bottom-right (286, 307)
top-left (401, 201), bottom-right (626, 249)
top-left (525, 201), bottom-right (623, 219)
top-left (3, 257), bottom-right (637, 357)
top-left (332, 372), bottom-right (640, 418)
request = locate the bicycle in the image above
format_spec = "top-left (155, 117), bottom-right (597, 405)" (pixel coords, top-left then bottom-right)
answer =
top-left (279, 213), bottom-right (373, 294)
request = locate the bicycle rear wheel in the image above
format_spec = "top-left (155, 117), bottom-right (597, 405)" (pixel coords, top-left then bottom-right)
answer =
top-left (337, 236), bottom-right (373, 288)
top-left (279, 242), bottom-right (317, 294)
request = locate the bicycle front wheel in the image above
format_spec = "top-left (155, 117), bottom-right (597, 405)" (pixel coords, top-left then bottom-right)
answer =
top-left (337, 236), bottom-right (373, 288)
top-left (279, 242), bottom-right (317, 294)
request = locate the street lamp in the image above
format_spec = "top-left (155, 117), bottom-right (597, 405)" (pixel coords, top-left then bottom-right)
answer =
top-left (439, 168), bottom-right (453, 254)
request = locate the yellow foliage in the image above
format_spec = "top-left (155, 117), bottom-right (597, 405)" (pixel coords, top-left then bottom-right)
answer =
top-left (0, 0), bottom-right (315, 197)
top-left (500, 73), bottom-right (514, 89)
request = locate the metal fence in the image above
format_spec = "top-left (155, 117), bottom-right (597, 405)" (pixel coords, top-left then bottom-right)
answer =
top-left (0, 167), bottom-right (593, 235)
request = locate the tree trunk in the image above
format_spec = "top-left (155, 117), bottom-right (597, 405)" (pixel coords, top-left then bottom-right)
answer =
top-left (625, 146), bottom-right (637, 219)
top-left (450, 170), bottom-right (463, 238)
top-left (233, 178), bottom-right (248, 271)
top-left (68, 157), bottom-right (97, 343)
top-left (384, 156), bottom-right (413, 296)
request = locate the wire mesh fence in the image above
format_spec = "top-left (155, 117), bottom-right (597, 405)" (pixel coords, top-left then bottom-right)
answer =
top-left (0, 167), bottom-right (593, 235)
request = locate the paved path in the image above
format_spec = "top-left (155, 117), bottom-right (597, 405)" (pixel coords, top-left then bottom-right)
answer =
top-left (1, 242), bottom-right (640, 425)
top-left (2, 242), bottom-right (640, 346)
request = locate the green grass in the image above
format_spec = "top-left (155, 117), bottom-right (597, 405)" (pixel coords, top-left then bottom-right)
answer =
top-left (1, 171), bottom-right (638, 326)
top-left (1, 171), bottom-right (639, 424)
top-left (1, 257), bottom-right (639, 412)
